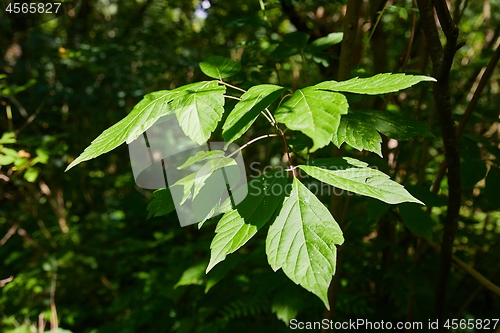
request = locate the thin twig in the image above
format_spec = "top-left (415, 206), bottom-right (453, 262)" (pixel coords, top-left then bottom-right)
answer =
top-left (425, 239), bottom-right (500, 298)
top-left (218, 80), bottom-right (247, 93)
top-left (50, 272), bottom-right (58, 331)
top-left (277, 127), bottom-right (297, 178)
top-left (223, 95), bottom-right (241, 101)
top-left (226, 134), bottom-right (278, 158)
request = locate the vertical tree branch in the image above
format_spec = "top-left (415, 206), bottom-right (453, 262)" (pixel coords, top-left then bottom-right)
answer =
top-left (338, 0), bottom-right (362, 81)
top-left (416, 0), bottom-right (461, 323)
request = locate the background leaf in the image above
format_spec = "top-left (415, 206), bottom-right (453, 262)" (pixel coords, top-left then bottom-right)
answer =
top-left (399, 203), bottom-right (433, 240)
top-left (200, 55), bottom-right (242, 80)
top-left (147, 188), bottom-right (176, 219)
top-left (266, 178), bottom-right (344, 309)
top-left (460, 159), bottom-right (487, 190)
top-left (305, 32), bottom-right (343, 53)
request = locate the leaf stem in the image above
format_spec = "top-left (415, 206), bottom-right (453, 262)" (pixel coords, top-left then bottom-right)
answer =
top-left (226, 134), bottom-right (278, 158)
top-left (218, 80), bottom-right (247, 93)
top-left (223, 95), bottom-right (241, 101)
top-left (277, 127), bottom-right (297, 178)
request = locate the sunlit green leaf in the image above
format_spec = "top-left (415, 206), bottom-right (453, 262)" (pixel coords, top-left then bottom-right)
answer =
top-left (275, 87), bottom-right (348, 152)
top-left (266, 178), bottom-right (344, 309)
top-left (222, 84), bottom-right (286, 143)
top-left (171, 156), bottom-right (237, 204)
top-left (315, 73), bottom-right (436, 95)
top-left (173, 81), bottom-right (226, 145)
top-left (298, 159), bottom-right (423, 205)
top-left (207, 171), bottom-right (289, 272)
top-left (332, 113), bottom-right (382, 157)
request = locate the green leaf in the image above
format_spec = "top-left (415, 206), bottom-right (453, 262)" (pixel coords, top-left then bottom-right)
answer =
top-left (298, 160), bottom-right (423, 205)
top-left (460, 160), bottom-right (487, 190)
top-left (272, 285), bottom-right (303, 324)
top-left (171, 156), bottom-right (237, 204)
top-left (177, 150), bottom-right (225, 170)
top-left (356, 110), bottom-right (434, 140)
top-left (173, 81), bottom-right (226, 145)
top-left (275, 87), bottom-right (348, 152)
top-left (399, 203), bottom-right (433, 240)
top-left (207, 171), bottom-right (289, 272)
top-left (306, 32), bottom-right (343, 53)
top-left (0, 132), bottom-right (16, 144)
top-left (174, 262), bottom-right (207, 288)
top-left (222, 84), bottom-right (286, 143)
top-left (404, 185), bottom-right (447, 207)
top-left (332, 113), bottom-right (383, 157)
top-left (147, 188), bottom-right (176, 219)
top-left (23, 168), bottom-right (39, 182)
top-left (199, 55), bottom-right (241, 80)
top-left (332, 110), bottom-right (433, 156)
top-left (266, 178), bottom-right (344, 309)
top-left (65, 89), bottom-right (180, 171)
top-left (366, 197), bottom-right (390, 222)
top-left (315, 73), bottom-right (436, 95)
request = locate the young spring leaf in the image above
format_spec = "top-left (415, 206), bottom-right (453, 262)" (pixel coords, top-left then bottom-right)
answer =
top-left (207, 171), bottom-right (289, 272)
top-left (315, 73), bottom-right (436, 95)
top-left (222, 84), bottom-right (286, 143)
top-left (298, 160), bottom-right (423, 205)
top-left (199, 55), bottom-right (241, 80)
top-left (173, 81), bottom-right (226, 145)
top-left (274, 87), bottom-right (348, 152)
top-left (266, 178), bottom-right (344, 309)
